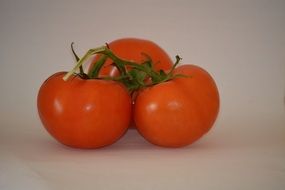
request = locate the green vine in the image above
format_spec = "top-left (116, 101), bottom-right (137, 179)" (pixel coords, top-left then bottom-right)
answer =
top-left (63, 44), bottom-right (184, 92)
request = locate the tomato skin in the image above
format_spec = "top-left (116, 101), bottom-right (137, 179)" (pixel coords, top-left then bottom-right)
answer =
top-left (37, 72), bottom-right (131, 148)
top-left (134, 65), bottom-right (220, 147)
top-left (89, 38), bottom-right (173, 77)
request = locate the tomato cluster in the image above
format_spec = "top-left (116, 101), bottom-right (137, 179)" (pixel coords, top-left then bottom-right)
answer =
top-left (37, 38), bottom-right (219, 148)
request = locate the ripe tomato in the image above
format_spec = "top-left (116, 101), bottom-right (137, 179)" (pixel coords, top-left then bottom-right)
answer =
top-left (134, 65), bottom-right (220, 147)
top-left (37, 72), bottom-right (131, 148)
top-left (88, 38), bottom-right (173, 77)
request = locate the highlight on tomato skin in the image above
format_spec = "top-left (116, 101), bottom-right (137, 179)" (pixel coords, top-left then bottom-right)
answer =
top-left (133, 64), bottom-right (220, 148)
top-left (37, 72), bottom-right (132, 149)
top-left (88, 38), bottom-right (174, 77)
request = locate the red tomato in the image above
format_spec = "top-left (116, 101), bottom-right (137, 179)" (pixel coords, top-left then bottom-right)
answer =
top-left (37, 72), bottom-right (131, 148)
top-left (134, 65), bottom-right (220, 147)
top-left (88, 38), bottom-right (173, 77)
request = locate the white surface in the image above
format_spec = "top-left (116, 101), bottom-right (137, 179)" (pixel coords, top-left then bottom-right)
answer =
top-left (0, 0), bottom-right (285, 190)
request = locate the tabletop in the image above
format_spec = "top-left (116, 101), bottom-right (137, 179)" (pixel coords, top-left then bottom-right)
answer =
top-left (0, 0), bottom-right (284, 189)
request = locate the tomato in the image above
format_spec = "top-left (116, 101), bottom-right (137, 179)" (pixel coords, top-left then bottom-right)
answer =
top-left (88, 38), bottom-right (174, 129)
top-left (134, 65), bottom-right (220, 147)
top-left (88, 38), bottom-right (173, 77)
top-left (37, 72), bottom-right (131, 148)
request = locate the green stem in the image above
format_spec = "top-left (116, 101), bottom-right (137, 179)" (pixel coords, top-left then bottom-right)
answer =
top-left (101, 49), bottom-right (162, 82)
top-left (101, 49), bottom-right (128, 75)
top-left (71, 42), bottom-right (89, 78)
top-left (63, 46), bottom-right (107, 81)
top-left (88, 55), bottom-right (108, 78)
top-left (71, 43), bottom-right (80, 63)
top-left (63, 44), bottom-right (183, 93)
top-left (170, 55), bottom-right (182, 73)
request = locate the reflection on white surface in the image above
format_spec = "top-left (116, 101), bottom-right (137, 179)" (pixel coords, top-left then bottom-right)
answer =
top-left (1, 119), bottom-right (285, 190)
top-left (0, 155), bottom-right (51, 190)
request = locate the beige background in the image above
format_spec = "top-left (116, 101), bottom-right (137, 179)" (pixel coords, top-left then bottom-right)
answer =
top-left (0, 0), bottom-right (285, 190)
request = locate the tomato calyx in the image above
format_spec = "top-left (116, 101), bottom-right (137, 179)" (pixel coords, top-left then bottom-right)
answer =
top-left (148, 55), bottom-right (185, 85)
top-left (63, 44), bottom-right (185, 92)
